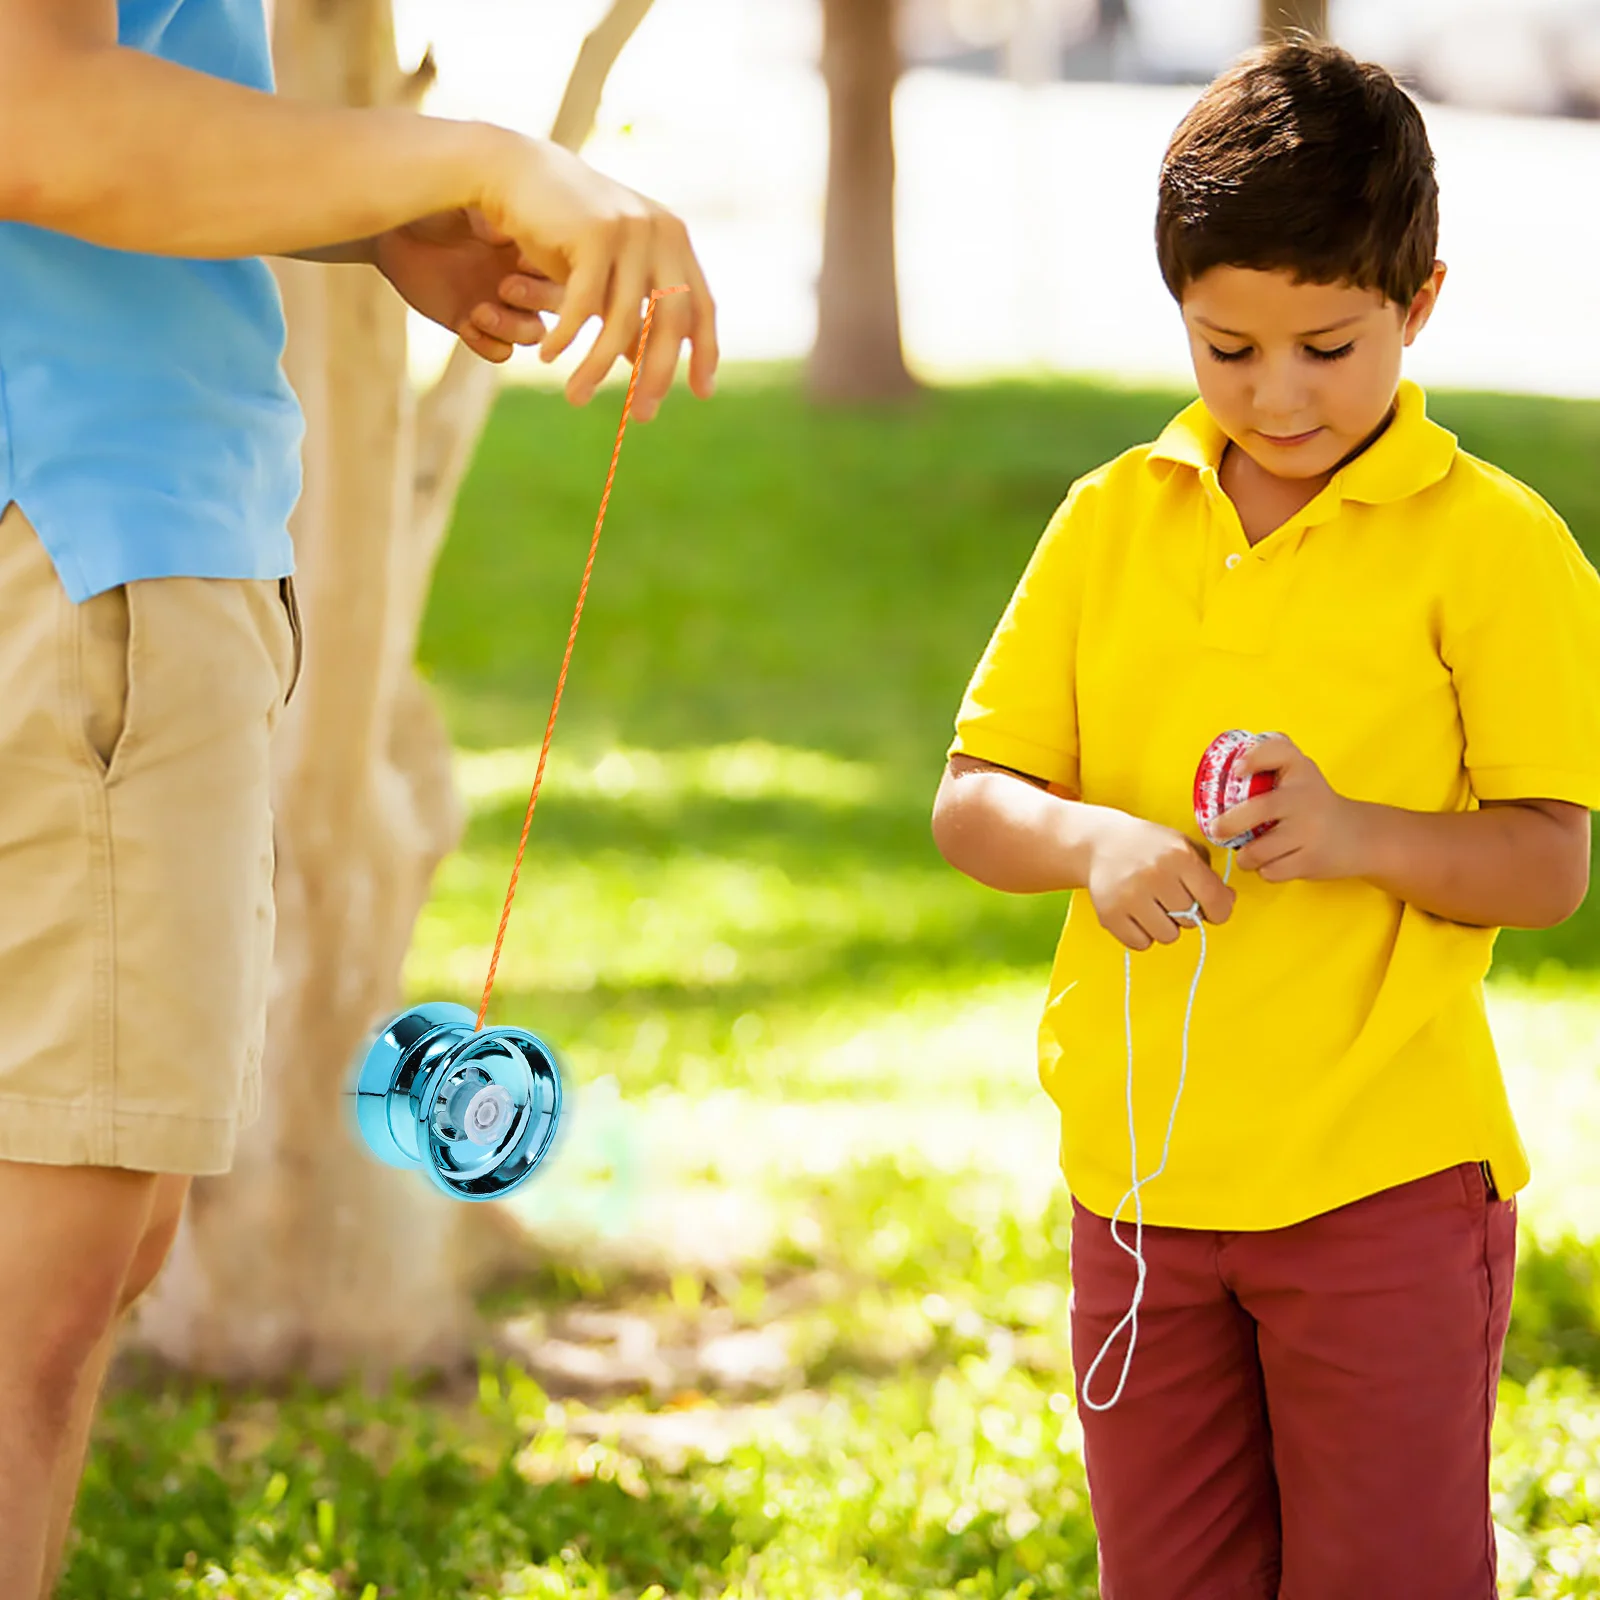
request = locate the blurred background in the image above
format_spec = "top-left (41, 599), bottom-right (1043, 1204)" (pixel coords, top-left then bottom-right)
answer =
top-left (78, 3), bottom-right (1600, 1597)
top-left (398, 0), bottom-right (1600, 396)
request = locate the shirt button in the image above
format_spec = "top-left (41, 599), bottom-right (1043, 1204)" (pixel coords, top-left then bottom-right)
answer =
top-left (1225, 553), bottom-right (1242, 570)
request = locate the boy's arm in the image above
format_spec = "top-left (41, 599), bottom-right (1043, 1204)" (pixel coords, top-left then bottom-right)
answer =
top-left (1350, 799), bottom-right (1588, 929)
top-left (933, 756), bottom-right (1236, 948)
top-left (933, 755), bottom-right (1100, 894)
top-left (1214, 736), bottom-right (1591, 928)
top-left (0, 0), bottom-right (716, 412)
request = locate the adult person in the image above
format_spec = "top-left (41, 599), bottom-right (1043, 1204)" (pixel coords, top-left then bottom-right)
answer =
top-left (0, 2), bottom-right (718, 1593)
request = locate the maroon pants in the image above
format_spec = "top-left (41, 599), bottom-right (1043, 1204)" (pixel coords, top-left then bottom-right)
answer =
top-left (1069, 1164), bottom-right (1516, 1600)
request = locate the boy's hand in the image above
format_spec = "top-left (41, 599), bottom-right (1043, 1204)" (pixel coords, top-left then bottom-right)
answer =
top-left (373, 209), bottom-right (565, 365)
top-left (1087, 812), bottom-right (1235, 951)
top-left (1213, 735), bottom-right (1368, 882)
top-left (476, 133), bottom-right (718, 421)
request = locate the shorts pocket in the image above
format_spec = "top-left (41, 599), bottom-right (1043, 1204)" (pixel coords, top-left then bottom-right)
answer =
top-left (1455, 1159), bottom-right (1495, 1208)
top-left (78, 583), bottom-right (134, 779)
top-left (278, 575), bottom-right (304, 705)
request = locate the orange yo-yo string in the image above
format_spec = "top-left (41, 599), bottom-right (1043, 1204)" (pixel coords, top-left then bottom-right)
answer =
top-left (476, 284), bottom-right (689, 1030)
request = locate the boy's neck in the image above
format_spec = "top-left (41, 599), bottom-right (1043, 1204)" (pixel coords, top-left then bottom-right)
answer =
top-left (1218, 399), bottom-right (1400, 547)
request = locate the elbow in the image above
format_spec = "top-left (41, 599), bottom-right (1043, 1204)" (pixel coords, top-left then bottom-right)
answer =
top-left (930, 781), bottom-right (963, 872)
top-left (1542, 827), bottom-right (1592, 927)
top-left (0, 49), bottom-right (106, 230)
top-left (0, 112), bottom-right (35, 223)
top-left (0, 93), bottom-right (58, 227)
top-left (1509, 861), bottom-right (1589, 931)
top-left (1544, 861), bottom-right (1590, 928)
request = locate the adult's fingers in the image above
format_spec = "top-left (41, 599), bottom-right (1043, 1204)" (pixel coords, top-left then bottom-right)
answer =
top-left (539, 235), bottom-right (613, 366)
top-left (680, 251), bottom-right (720, 400)
top-left (566, 230), bottom-right (651, 405)
top-left (457, 319), bottom-right (514, 363)
top-left (499, 273), bottom-right (565, 316)
top-left (631, 281), bottom-right (695, 422)
top-left (470, 302), bottom-right (546, 348)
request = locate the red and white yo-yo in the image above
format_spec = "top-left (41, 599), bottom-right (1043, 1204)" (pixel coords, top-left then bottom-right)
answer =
top-left (1193, 730), bottom-right (1279, 849)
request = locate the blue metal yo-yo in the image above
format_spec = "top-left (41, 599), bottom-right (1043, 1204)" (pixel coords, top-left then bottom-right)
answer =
top-left (349, 1002), bottom-right (563, 1201)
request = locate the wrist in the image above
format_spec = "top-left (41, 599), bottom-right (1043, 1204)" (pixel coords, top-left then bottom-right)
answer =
top-left (1064, 801), bottom-right (1129, 881)
top-left (1342, 798), bottom-right (1395, 886)
top-left (462, 119), bottom-right (532, 229)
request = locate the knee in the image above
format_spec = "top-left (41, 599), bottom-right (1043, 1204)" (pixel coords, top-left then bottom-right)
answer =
top-left (10, 1264), bottom-right (128, 1427)
top-left (118, 1205), bottom-right (184, 1315)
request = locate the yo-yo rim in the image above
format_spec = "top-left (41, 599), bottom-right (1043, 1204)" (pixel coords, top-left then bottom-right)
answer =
top-left (420, 1029), bottom-right (565, 1202)
top-left (1193, 729), bottom-right (1253, 833)
top-left (349, 1002), bottom-right (481, 1168)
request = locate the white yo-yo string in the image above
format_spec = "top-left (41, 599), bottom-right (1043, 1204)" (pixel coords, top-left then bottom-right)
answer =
top-left (1079, 850), bottom-right (1235, 1413)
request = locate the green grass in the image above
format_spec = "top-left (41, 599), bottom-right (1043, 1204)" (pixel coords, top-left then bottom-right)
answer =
top-left (69, 370), bottom-right (1600, 1597)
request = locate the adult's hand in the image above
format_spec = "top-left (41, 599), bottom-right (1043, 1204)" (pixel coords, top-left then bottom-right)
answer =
top-left (0, 5), bottom-right (718, 418)
top-left (475, 134), bottom-right (717, 421)
top-left (371, 208), bottom-right (564, 365)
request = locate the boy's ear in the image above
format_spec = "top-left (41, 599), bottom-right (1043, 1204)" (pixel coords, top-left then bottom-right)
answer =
top-left (1402, 260), bottom-right (1447, 347)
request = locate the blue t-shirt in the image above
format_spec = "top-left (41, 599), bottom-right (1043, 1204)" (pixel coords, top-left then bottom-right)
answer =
top-left (0, 0), bottom-right (303, 603)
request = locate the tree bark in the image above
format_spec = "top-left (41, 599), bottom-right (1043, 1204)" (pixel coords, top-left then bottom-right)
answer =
top-left (133, 0), bottom-right (655, 1384)
top-left (809, 0), bottom-right (918, 404)
top-left (1259, 0), bottom-right (1328, 43)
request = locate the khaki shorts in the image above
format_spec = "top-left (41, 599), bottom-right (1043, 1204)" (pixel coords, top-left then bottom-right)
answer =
top-left (0, 503), bottom-right (301, 1175)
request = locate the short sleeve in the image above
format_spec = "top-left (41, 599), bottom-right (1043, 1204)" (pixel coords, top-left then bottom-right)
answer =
top-left (1441, 487), bottom-right (1600, 809)
top-left (950, 480), bottom-right (1095, 794)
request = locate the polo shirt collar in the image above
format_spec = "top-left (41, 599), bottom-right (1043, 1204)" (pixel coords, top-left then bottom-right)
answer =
top-left (1148, 379), bottom-right (1458, 505)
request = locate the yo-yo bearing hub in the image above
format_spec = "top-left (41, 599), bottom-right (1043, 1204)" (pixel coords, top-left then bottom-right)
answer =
top-left (416, 1026), bottom-right (562, 1201)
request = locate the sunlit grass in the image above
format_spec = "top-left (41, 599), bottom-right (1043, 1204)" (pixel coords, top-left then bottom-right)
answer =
top-left (72, 375), bottom-right (1600, 1596)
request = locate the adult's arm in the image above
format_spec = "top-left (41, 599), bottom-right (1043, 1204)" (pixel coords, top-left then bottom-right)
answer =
top-left (0, 0), bottom-right (717, 408)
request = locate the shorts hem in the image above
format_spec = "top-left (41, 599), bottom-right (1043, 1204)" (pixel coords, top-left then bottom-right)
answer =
top-left (0, 1092), bottom-right (243, 1176)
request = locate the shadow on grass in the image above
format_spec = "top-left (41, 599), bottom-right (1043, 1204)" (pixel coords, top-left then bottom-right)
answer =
top-left (69, 1375), bottom-right (749, 1600)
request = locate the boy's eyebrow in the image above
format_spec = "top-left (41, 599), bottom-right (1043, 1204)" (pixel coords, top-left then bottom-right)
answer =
top-left (1194, 313), bottom-right (1366, 339)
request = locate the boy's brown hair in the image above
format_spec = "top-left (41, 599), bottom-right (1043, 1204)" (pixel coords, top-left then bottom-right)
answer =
top-left (1156, 40), bottom-right (1438, 308)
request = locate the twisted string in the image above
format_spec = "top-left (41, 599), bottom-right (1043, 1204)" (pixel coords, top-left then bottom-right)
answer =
top-left (476, 285), bottom-right (689, 1031)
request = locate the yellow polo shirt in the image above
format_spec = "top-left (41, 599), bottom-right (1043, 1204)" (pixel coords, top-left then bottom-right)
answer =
top-left (952, 381), bottom-right (1600, 1229)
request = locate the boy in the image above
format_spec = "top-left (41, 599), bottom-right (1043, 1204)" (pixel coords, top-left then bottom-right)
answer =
top-left (0, 0), bottom-right (715, 1592)
top-left (932, 40), bottom-right (1600, 1600)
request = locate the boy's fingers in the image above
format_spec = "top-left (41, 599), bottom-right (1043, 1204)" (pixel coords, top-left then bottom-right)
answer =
top-left (1213, 792), bottom-right (1283, 840)
top-left (1236, 822), bottom-right (1298, 873)
top-left (1255, 845), bottom-right (1304, 882)
top-left (1107, 914), bottom-right (1153, 952)
top-left (1131, 905), bottom-right (1183, 946)
top-left (1238, 732), bottom-right (1296, 776)
top-left (1184, 868), bottom-right (1236, 925)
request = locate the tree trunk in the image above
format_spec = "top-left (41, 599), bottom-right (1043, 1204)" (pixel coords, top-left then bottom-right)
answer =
top-left (1259, 0), bottom-right (1328, 43)
top-left (133, 0), bottom-right (654, 1384)
top-left (809, 0), bottom-right (918, 403)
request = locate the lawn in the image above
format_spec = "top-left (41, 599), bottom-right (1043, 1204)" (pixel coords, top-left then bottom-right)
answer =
top-left (70, 372), bottom-right (1600, 1597)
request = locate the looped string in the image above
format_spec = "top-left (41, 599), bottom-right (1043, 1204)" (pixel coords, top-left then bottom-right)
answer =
top-left (1080, 850), bottom-right (1235, 1412)
top-left (476, 286), bottom-right (689, 1032)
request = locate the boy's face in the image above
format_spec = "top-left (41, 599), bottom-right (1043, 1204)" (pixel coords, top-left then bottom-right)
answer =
top-left (1179, 264), bottom-right (1445, 481)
